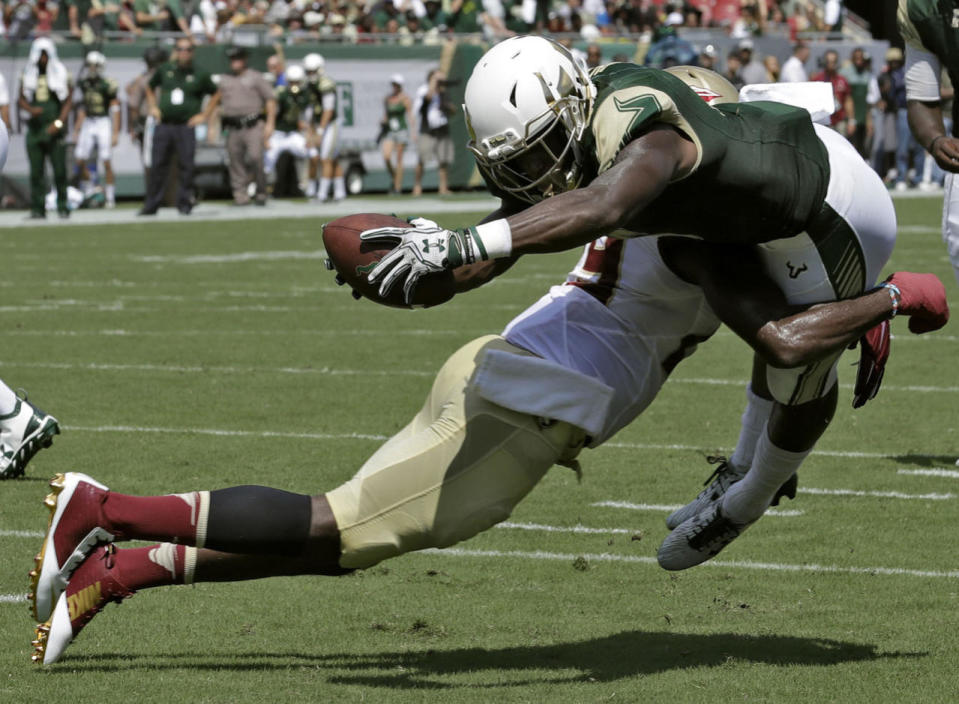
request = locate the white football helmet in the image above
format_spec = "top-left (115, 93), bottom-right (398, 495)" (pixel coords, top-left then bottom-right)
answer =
top-left (285, 64), bottom-right (306, 85)
top-left (85, 50), bottom-right (106, 75)
top-left (464, 36), bottom-right (595, 204)
top-left (303, 53), bottom-right (324, 75)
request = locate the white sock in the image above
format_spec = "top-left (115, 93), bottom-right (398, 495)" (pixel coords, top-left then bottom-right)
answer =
top-left (333, 176), bottom-right (346, 200)
top-left (318, 178), bottom-right (331, 200)
top-left (723, 430), bottom-right (811, 523)
top-left (105, 184), bottom-right (115, 202)
top-left (0, 380), bottom-right (18, 416)
top-left (729, 384), bottom-right (774, 472)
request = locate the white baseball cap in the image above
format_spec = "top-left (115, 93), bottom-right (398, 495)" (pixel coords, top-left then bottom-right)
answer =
top-left (390, 73), bottom-right (404, 85)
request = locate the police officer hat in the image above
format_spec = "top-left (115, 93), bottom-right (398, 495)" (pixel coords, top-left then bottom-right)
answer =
top-left (226, 46), bottom-right (248, 61)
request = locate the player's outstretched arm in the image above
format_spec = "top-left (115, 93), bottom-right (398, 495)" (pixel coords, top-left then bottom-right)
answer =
top-left (361, 127), bottom-right (695, 303)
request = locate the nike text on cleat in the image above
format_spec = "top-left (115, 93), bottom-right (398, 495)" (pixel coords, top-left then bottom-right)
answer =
top-left (665, 456), bottom-right (746, 530)
top-left (0, 395), bottom-right (60, 479)
top-left (32, 544), bottom-right (134, 665)
top-left (30, 473), bottom-right (115, 623)
top-left (657, 503), bottom-right (753, 571)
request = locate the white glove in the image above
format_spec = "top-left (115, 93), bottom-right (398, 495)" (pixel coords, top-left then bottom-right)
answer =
top-left (359, 217), bottom-right (481, 304)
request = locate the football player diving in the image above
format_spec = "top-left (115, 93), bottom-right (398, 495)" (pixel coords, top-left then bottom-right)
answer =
top-left (27, 38), bottom-right (949, 664)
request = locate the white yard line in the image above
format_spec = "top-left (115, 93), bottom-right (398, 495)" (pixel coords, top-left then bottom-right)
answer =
top-left (591, 501), bottom-right (803, 516)
top-left (0, 529), bottom-right (44, 538)
top-left (425, 547), bottom-right (959, 579)
top-left (798, 487), bottom-right (954, 500)
top-left (898, 468), bottom-right (959, 479)
top-left (0, 358), bottom-right (956, 395)
top-left (66, 425), bottom-right (388, 441)
top-left (0, 594), bottom-right (26, 603)
top-left (603, 441), bottom-right (950, 461)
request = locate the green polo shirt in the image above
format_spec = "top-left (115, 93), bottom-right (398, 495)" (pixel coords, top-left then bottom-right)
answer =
top-left (149, 61), bottom-right (216, 124)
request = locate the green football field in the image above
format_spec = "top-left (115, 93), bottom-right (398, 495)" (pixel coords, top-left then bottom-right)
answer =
top-left (0, 196), bottom-right (956, 703)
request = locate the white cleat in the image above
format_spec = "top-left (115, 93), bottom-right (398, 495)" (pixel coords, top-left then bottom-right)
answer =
top-left (0, 394), bottom-right (60, 479)
top-left (29, 473), bottom-right (115, 623)
top-left (658, 502), bottom-right (754, 571)
top-left (665, 457), bottom-right (746, 530)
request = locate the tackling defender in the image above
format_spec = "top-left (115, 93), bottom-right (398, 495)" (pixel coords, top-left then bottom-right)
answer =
top-left (73, 52), bottom-right (120, 208)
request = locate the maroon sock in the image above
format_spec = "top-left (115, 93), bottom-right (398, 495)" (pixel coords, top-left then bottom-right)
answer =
top-left (101, 491), bottom-right (207, 545)
top-left (114, 544), bottom-right (193, 591)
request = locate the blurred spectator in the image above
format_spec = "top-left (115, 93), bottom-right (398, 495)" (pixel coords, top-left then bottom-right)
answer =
top-left (823, 0), bottom-right (842, 33)
top-left (585, 43), bottom-right (603, 70)
top-left (730, 2), bottom-right (763, 39)
top-left (698, 44), bottom-right (717, 71)
top-left (140, 37), bottom-right (217, 215)
top-left (810, 49), bottom-right (854, 136)
top-left (189, 0), bottom-right (218, 41)
top-left (73, 51), bottom-right (119, 207)
top-left (264, 64), bottom-right (310, 193)
top-left (644, 25), bottom-right (696, 69)
top-left (883, 47), bottom-right (924, 190)
top-left (873, 65), bottom-right (898, 180)
top-left (219, 45), bottom-right (276, 206)
top-left (738, 39), bottom-right (766, 85)
top-left (305, 54), bottom-right (346, 202)
top-left (763, 55), bottom-right (780, 82)
top-left (380, 73), bottom-right (412, 195)
top-left (779, 41), bottom-right (809, 83)
top-left (134, 0), bottom-right (189, 34)
top-left (68, 0), bottom-right (138, 43)
top-left (840, 47), bottom-right (879, 159)
top-left (19, 38), bottom-right (71, 219)
top-left (0, 71), bottom-right (9, 128)
top-left (7, 0), bottom-right (60, 39)
top-left (266, 54), bottom-right (286, 88)
top-left (413, 68), bottom-right (454, 197)
top-left (127, 46), bottom-right (168, 170)
top-left (723, 50), bottom-right (744, 91)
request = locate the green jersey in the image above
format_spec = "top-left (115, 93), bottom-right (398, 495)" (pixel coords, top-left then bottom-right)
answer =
top-left (78, 75), bottom-right (118, 118)
top-left (309, 76), bottom-right (338, 124)
top-left (149, 62), bottom-right (216, 124)
top-left (24, 74), bottom-right (68, 131)
top-left (275, 85), bottom-right (311, 133)
top-left (385, 98), bottom-right (407, 132)
top-left (483, 63), bottom-right (830, 245)
top-left (898, 0), bottom-right (959, 135)
top-left (840, 65), bottom-right (873, 122)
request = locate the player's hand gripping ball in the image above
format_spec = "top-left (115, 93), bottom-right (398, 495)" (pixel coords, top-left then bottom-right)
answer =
top-left (322, 213), bottom-right (456, 308)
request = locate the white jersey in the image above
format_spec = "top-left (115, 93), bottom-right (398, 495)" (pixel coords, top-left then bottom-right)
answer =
top-left (504, 236), bottom-right (720, 446)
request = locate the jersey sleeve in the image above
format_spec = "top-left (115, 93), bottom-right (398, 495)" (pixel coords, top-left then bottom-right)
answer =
top-left (106, 78), bottom-right (118, 102)
top-left (897, 0), bottom-right (926, 52)
top-left (904, 44), bottom-right (942, 101)
top-left (589, 82), bottom-right (704, 177)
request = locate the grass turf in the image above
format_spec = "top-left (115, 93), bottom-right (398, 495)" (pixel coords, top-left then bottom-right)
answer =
top-left (0, 196), bottom-right (957, 702)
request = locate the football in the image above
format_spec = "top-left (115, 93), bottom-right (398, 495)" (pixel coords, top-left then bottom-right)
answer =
top-left (322, 213), bottom-right (457, 309)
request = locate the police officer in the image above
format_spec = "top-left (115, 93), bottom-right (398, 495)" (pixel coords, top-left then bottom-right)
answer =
top-left (18, 37), bottom-right (72, 219)
top-left (141, 37), bottom-right (217, 216)
top-left (219, 46), bottom-right (276, 206)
